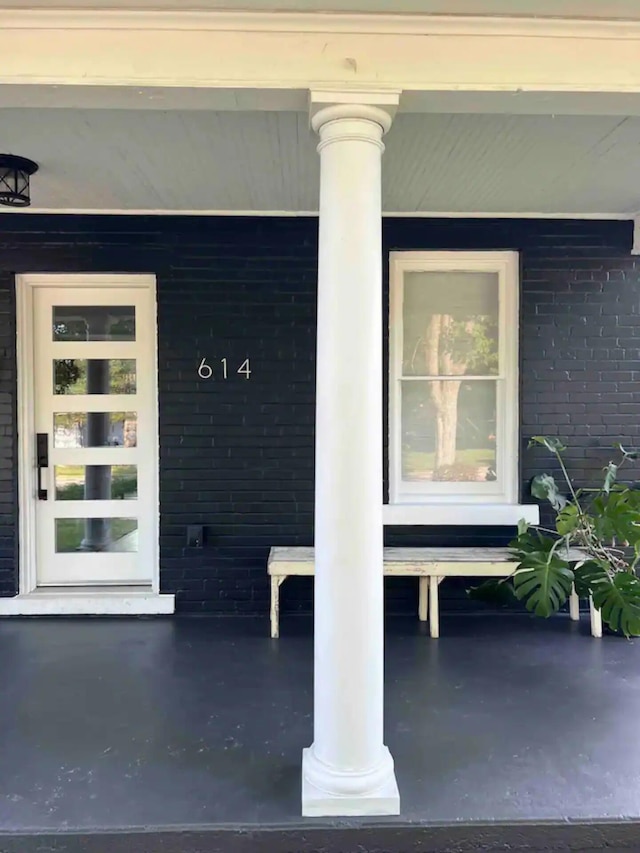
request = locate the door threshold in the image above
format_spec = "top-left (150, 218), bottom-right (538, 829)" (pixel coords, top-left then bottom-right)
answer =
top-left (0, 586), bottom-right (175, 616)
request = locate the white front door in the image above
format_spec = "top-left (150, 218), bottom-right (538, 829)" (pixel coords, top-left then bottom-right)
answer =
top-left (28, 276), bottom-right (158, 587)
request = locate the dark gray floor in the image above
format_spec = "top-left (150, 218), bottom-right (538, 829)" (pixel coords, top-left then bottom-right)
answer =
top-left (0, 612), bottom-right (639, 846)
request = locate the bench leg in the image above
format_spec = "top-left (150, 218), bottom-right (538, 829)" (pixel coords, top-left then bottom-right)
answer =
top-left (589, 596), bottom-right (603, 638)
top-left (569, 585), bottom-right (580, 621)
top-left (270, 575), bottom-right (283, 639)
top-left (418, 577), bottom-right (429, 622)
top-left (429, 576), bottom-right (440, 639)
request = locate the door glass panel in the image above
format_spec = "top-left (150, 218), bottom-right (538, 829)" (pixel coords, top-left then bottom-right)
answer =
top-left (55, 518), bottom-right (138, 553)
top-left (402, 271), bottom-right (499, 376)
top-left (53, 306), bottom-right (136, 341)
top-left (53, 359), bottom-right (136, 395)
top-left (55, 465), bottom-right (138, 501)
top-left (53, 412), bottom-right (137, 448)
top-left (401, 379), bottom-right (497, 482)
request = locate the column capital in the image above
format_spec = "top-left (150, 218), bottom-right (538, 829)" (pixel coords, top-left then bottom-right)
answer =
top-left (309, 89), bottom-right (399, 137)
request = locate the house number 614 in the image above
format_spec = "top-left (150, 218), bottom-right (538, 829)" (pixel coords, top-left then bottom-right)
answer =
top-left (198, 358), bottom-right (252, 380)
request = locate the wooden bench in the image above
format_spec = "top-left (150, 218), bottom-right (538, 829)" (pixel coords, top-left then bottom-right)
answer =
top-left (267, 546), bottom-right (603, 639)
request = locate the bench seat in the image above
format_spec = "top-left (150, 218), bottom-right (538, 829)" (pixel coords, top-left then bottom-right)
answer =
top-left (267, 546), bottom-right (602, 639)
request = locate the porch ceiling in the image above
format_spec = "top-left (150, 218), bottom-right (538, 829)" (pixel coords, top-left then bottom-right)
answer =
top-left (3, 0), bottom-right (640, 19)
top-left (2, 107), bottom-right (640, 216)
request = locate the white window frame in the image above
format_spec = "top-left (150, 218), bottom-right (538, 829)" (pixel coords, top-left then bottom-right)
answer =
top-left (386, 250), bottom-right (538, 527)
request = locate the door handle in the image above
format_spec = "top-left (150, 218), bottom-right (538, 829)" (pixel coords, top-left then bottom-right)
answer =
top-left (36, 433), bottom-right (48, 500)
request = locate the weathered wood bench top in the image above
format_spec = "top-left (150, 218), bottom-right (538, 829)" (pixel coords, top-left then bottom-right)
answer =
top-left (268, 546), bottom-right (520, 578)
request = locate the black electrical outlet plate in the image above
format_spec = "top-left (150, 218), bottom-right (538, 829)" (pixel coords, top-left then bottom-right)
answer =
top-left (187, 525), bottom-right (204, 549)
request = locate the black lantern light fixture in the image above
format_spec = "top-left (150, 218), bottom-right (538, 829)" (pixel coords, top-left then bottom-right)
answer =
top-left (0, 154), bottom-right (38, 207)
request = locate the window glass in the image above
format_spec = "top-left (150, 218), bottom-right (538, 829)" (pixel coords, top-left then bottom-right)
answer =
top-left (402, 271), bottom-right (499, 376)
top-left (53, 306), bottom-right (135, 341)
top-left (401, 380), bottom-right (497, 483)
top-left (53, 412), bottom-right (137, 448)
top-left (53, 359), bottom-right (136, 395)
top-left (54, 465), bottom-right (137, 500)
top-left (55, 518), bottom-right (138, 552)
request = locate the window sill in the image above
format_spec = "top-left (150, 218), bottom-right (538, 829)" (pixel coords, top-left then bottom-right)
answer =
top-left (383, 503), bottom-right (540, 526)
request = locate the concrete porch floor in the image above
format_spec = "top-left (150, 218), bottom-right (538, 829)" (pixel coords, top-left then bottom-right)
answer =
top-left (0, 613), bottom-right (639, 852)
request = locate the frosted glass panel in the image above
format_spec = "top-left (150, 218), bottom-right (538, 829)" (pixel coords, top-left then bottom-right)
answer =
top-left (401, 380), bottom-right (497, 482)
top-left (402, 271), bottom-right (499, 376)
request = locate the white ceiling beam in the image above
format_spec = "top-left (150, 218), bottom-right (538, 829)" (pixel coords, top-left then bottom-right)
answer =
top-left (0, 85), bottom-right (309, 111)
top-left (5, 85), bottom-right (640, 117)
top-left (3, 0), bottom-right (640, 17)
top-left (4, 10), bottom-right (640, 35)
top-left (3, 10), bottom-right (640, 97)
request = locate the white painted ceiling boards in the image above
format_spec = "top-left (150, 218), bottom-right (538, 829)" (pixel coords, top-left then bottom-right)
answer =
top-left (1, 108), bottom-right (639, 215)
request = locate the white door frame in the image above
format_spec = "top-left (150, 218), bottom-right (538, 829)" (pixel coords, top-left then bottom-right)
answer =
top-left (5, 272), bottom-right (173, 615)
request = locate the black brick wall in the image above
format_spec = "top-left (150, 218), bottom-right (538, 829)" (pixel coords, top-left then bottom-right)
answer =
top-left (0, 269), bottom-right (16, 597)
top-left (0, 215), bottom-right (636, 614)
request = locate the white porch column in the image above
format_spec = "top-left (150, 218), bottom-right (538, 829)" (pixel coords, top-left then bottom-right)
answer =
top-left (302, 93), bottom-right (400, 817)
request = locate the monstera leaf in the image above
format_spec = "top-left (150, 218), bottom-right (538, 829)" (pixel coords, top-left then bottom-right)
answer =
top-left (531, 473), bottom-right (567, 511)
top-left (573, 559), bottom-right (610, 599)
top-left (511, 531), bottom-right (574, 617)
top-left (591, 572), bottom-right (640, 637)
top-left (556, 503), bottom-right (580, 536)
top-left (592, 490), bottom-right (640, 548)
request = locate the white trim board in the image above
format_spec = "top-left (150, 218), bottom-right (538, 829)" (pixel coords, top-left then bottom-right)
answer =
top-left (6, 85), bottom-right (640, 117)
top-left (4, 10), bottom-right (640, 39)
top-left (4, 209), bottom-right (635, 220)
top-left (383, 503), bottom-right (540, 526)
top-left (5, 11), bottom-right (640, 95)
top-left (632, 214), bottom-right (640, 254)
top-left (0, 588), bottom-right (175, 616)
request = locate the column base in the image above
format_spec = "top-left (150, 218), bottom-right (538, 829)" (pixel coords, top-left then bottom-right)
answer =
top-left (301, 747), bottom-right (400, 817)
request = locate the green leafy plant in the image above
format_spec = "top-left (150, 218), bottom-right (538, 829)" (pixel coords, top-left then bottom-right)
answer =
top-left (474, 437), bottom-right (640, 636)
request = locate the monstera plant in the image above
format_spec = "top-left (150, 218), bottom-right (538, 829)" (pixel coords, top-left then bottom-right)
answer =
top-left (475, 437), bottom-right (640, 637)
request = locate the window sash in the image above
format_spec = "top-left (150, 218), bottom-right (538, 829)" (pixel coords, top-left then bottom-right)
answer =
top-left (389, 251), bottom-right (519, 506)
